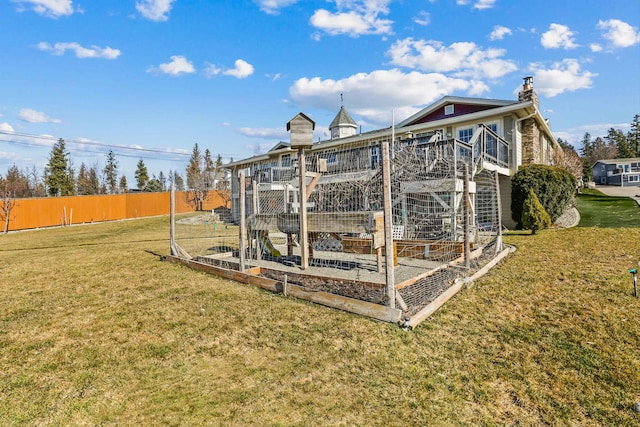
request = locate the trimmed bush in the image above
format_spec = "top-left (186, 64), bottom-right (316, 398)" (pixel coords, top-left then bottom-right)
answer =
top-left (511, 164), bottom-right (577, 228)
top-left (521, 188), bottom-right (551, 234)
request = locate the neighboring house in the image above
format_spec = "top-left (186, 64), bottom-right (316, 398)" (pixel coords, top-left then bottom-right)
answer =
top-left (227, 77), bottom-right (560, 229)
top-left (592, 158), bottom-right (640, 187)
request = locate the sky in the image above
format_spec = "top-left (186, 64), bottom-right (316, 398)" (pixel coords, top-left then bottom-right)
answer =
top-left (1, 0), bottom-right (639, 184)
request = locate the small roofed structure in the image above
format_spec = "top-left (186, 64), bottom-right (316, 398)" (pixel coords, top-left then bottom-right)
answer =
top-left (287, 112), bottom-right (315, 148)
top-left (329, 105), bottom-right (357, 140)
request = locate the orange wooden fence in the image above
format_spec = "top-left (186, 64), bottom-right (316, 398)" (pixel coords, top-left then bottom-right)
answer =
top-left (4, 191), bottom-right (227, 232)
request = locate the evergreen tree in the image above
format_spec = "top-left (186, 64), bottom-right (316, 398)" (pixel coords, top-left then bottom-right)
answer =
top-left (2, 165), bottom-right (31, 198)
top-left (203, 149), bottom-right (215, 189)
top-left (77, 163), bottom-right (91, 195)
top-left (158, 171), bottom-right (166, 191)
top-left (44, 138), bottom-right (75, 196)
top-left (88, 164), bottom-right (102, 194)
top-left (521, 188), bottom-right (551, 235)
top-left (606, 128), bottom-right (632, 158)
top-left (144, 176), bottom-right (163, 192)
top-left (174, 172), bottom-right (185, 191)
top-left (119, 175), bottom-right (128, 193)
top-left (103, 150), bottom-right (119, 194)
top-left (135, 159), bottom-right (149, 190)
top-left (629, 114), bottom-right (640, 157)
top-left (186, 143), bottom-right (207, 210)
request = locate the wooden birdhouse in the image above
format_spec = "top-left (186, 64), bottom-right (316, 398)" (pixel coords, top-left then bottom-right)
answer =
top-left (287, 112), bottom-right (315, 149)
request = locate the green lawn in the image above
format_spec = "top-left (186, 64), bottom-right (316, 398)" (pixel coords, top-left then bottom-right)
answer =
top-left (0, 213), bottom-right (639, 425)
top-left (576, 188), bottom-right (640, 227)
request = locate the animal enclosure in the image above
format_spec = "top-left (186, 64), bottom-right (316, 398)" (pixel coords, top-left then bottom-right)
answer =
top-left (170, 137), bottom-right (508, 327)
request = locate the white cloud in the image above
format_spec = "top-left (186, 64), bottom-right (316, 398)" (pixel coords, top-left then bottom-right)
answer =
top-left (223, 59), bottom-right (255, 79)
top-left (18, 108), bottom-right (62, 124)
top-left (254, 0), bottom-right (298, 15)
top-left (473, 0), bottom-right (496, 10)
top-left (589, 43), bottom-right (603, 52)
top-left (413, 11), bottom-right (430, 26)
top-left (237, 127), bottom-right (289, 140)
top-left (456, 0), bottom-right (496, 9)
top-left (136, 0), bottom-right (175, 22)
top-left (37, 42), bottom-right (121, 59)
top-left (147, 56), bottom-right (195, 76)
top-left (310, 0), bottom-right (393, 37)
top-left (541, 23), bottom-right (578, 49)
top-left (529, 59), bottom-right (597, 97)
top-left (204, 60), bottom-right (255, 79)
top-left (0, 122), bottom-right (15, 132)
top-left (290, 69), bottom-right (488, 126)
top-left (489, 25), bottom-right (512, 41)
top-left (204, 64), bottom-right (221, 78)
top-left (11, 0), bottom-right (74, 18)
top-left (387, 38), bottom-right (517, 80)
top-left (597, 19), bottom-right (640, 48)
top-left (555, 122), bottom-right (631, 148)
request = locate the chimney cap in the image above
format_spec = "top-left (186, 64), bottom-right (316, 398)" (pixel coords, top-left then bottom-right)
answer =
top-left (523, 76), bottom-right (534, 89)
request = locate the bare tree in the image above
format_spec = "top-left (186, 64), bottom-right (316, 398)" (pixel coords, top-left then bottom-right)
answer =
top-left (0, 187), bottom-right (17, 233)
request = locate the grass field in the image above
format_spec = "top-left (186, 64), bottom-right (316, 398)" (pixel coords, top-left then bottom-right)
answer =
top-left (1, 207), bottom-right (639, 425)
top-left (577, 188), bottom-right (640, 227)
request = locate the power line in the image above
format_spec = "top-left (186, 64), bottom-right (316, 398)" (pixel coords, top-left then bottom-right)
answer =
top-left (0, 129), bottom-right (191, 156)
top-left (0, 130), bottom-right (244, 160)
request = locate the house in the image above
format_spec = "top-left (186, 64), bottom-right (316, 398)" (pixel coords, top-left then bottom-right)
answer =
top-left (227, 77), bottom-right (560, 229)
top-left (592, 158), bottom-right (640, 187)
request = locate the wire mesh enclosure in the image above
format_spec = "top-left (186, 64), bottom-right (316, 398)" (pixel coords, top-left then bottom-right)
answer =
top-left (172, 134), bottom-right (507, 325)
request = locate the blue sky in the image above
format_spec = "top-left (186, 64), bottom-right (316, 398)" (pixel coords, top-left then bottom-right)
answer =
top-left (1, 0), bottom-right (639, 184)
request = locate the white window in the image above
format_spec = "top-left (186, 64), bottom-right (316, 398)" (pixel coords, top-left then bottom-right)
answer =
top-left (281, 154), bottom-right (291, 167)
top-left (444, 104), bottom-right (454, 115)
top-left (371, 145), bottom-right (381, 168)
top-left (458, 128), bottom-right (474, 143)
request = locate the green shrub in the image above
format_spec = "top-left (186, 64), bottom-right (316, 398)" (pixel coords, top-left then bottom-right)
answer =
top-left (511, 164), bottom-right (577, 228)
top-left (521, 188), bottom-right (551, 234)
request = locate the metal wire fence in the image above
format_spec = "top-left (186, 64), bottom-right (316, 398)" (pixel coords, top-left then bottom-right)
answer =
top-left (175, 135), bottom-right (504, 319)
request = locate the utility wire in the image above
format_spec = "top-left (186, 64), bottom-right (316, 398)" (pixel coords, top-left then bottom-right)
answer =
top-left (0, 129), bottom-right (243, 159)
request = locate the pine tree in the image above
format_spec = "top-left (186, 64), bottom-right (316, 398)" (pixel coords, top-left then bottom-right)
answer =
top-left (158, 171), bottom-right (166, 191)
top-left (119, 175), bottom-right (128, 193)
top-left (203, 149), bottom-right (215, 190)
top-left (629, 114), bottom-right (640, 157)
top-left (606, 128), bottom-right (632, 158)
top-left (174, 171), bottom-right (185, 191)
top-left (186, 143), bottom-right (207, 210)
top-left (521, 188), bottom-right (551, 235)
top-left (135, 159), bottom-right (149, 190)
top-left (88, 164), bottom-right (102, 194)
top-left (103, 150), bottom-right (119, 194)
top-left (44, 138), bottom-right (75, 196)
top-left (77, 163), bottom-right (91, 195)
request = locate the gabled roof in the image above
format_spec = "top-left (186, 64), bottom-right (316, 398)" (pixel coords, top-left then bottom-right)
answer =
top-left (286, 112), bottom-right (315, 130)
top-left (593, 157), bottom-right (640, 166)
top-left (329, 106), bottom-right (357, 128)
top-left (268, 141), bottom-right (290, 152)
top-left (397, 96), bottom-right (516, 128)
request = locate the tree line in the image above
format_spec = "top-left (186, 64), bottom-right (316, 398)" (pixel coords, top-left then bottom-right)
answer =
top-left (579, 114), bottom-right (640, 178)
top-left (0, 139), bottom-right (230, 208)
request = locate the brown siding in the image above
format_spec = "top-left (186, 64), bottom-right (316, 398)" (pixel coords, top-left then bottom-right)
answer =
top-left (4, 191), bottom-right (228, 232)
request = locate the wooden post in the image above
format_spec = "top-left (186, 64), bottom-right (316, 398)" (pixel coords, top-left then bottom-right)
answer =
top-left (494, 170), bottom-right (503, 253)
top-left (463, 162), bottom-right (470, 269)
top-left (382, 137), bottom-right (395, 309)
top-left (298, 148), bottom-right (309, 269)
top-left (170, 184), bottom-right (176, 254)
top-left (253, 180), bottom-right (261, 261)
top-left (239, 171), bottom-right (247, 272)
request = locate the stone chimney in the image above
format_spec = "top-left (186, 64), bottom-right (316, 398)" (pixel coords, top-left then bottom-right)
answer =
top-left (519, 76), bottom-right (541, 164)
top-left (518, 76), bottom-right (539, 109)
